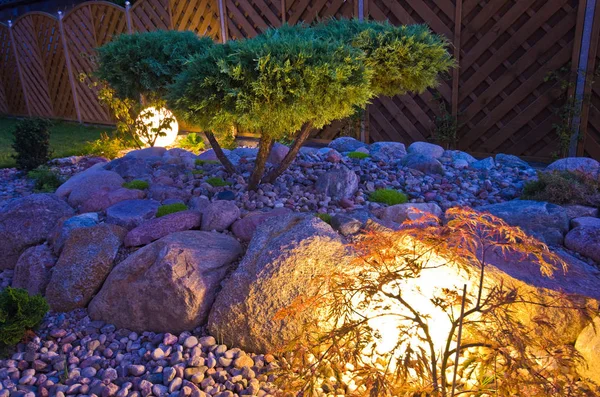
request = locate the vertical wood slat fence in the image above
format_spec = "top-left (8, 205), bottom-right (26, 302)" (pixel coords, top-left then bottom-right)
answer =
top-left (0, 0), bottom-right (599, 161)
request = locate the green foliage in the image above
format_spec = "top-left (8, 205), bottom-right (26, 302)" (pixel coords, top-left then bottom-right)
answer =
top-left (96, 30), bottom-right (213, 101)
top-left (206, 177), bottom-right (229, 187)
top-left (431, 91), bottom-right (457, 149)
top-left (347, 151), bottom-right (369, 159)
top-left (169, 27), bottom-right (372, 140)
top-left (522, 171), bottom-right (600, 206)
top-left (27, 167), bottom-right (63, 192)
top-left (0, 287), bottom-right (48, 347)
top-left (122, 180), bottom-right (149, 190)
top-left (178, 132), bottom-right (206, 154)
top-left (195, 159), bottom-right (220, 166)
top-left (315, 213), bottom-right (332, 224)
top-left (83, 131), bottom-right (131, 159)
top-left (369, 188), bottom-right (408, 205)
top-left (191, 169), bottom-right (204, 175)
top-left (156, 203), bottom-right (188, 217)
top-left (11, 118), bottom-right (52, 171)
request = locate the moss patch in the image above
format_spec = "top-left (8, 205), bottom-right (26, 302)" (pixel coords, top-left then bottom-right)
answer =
top-left (156, 203), bottom-right (188, 217)
top-left (347, 151), bottom-right (369, 159)
top-left (369, 189), bottom-right (408, 206)
top-left (206, 177), bottom-right (229, 187)
top-left (122, 180), bottom-right (149, 190)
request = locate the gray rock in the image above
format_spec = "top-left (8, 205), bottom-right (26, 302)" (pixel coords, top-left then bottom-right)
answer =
top-left (201, 201), bottom-right (240, 232)
top-left (208, 213), bottom-right (347, 353)
top-left (401, 153), bottom-right (443, 175)
top-left (328, 137), bottom-right (368, 153)
top-left (495, 153), bottom-right (531, 169)
top-left (59, 170), bottom-right (128, 211)
top-left (330, 214), bottom-right (362, 236)
top-left (565, 226), bottom-right (600, 263)
top-left (369, 142), bottom-right (406, 162)
top-left (125, 210), bottom-right (202, 247)
top-left (46, 224), bottom-right (126, 312)
top-left (231, 208), bottom-right (291, 242)
top-left (0, 194), bottom-right (74, 269)
top-left (546, 157), bottom-right (600, 179)
top-left (89, 231), bottom-right (242, 333)
top-left (12, 244), bottom-right (56, 295)
top-left (315, 166), bottom-right (359, 201)
top-left (231, 148), bottom-right (258, 159)
top-left (189, 196), bottom-right (210, 212)
top-left (445, 150), bottom-right (476, 163)
top-left (124, 147), bottom-right (166, 159)
top-left (197, 149), bottom-right (230, 162)
top-left (54, 163), bottom-right (105, 198)
top-left (478, 200), bottom-right (569, 246)
top-left (470, 157), bottom-right (495, 170)
top-left (570, 217), bottom-right (600, 229)
top-left (104, 157), bottom-right (153, 181)
top-left (106, 199), bottom-right (160, 230)
top-left (379, 203), bottom-right (443, 224)
top-left (48, 213), bottom-right (99, 256)
top-left (149, 184), bottom-right (191, 203)
top-left (267, 143), bottom-right (289, 165)
top-left (563, 205), bottom-right (599, 220)
top-left (407, 142), bottom-right (444, 159)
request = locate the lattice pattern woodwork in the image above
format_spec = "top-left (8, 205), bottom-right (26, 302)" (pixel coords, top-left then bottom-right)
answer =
top-left (224, 0), bottom-right (281, 39)
top-left (367, 0), bottom-right (454, 145)
top-left (0, 25), bottom-right (26, 115)
top-left (285, 0), bottom-right (355, 25)
top-left (456, 0), bottom-right (581, 159)
top-left (171, 0), bottom-right (221, 40)
top-left (12, 15), bottom-right (54, 118)
top-left (131, 0), bottom-right (171, 31)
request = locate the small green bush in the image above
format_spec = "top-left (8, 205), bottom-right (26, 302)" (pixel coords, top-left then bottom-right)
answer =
top-left (315, 213), bottom-right (333, 224)
top-left (83, 132), bottom-right (130, 159)
top-left (0, 287), bottom-right (49, 347)
top-left (206, 177), bottom-right (229, 187)
top-left (522, 171), bottom-right (600, 206)
top-left (123, 180), bottom-right (149, 190)
top-left (369, 189), bottom-right (408, 205)
top-left (178, 133), bottom-right (206, 154)
top-left (195, 159), bottom-right (220, 166)
top-left (12, 118), bottom-right (52, 171)
top-left (347, 151), bottom-right (369, 159)
top-left (27, 167), bottom-right (63, 192)
top-left (156, 203), bottom-right (188, 217)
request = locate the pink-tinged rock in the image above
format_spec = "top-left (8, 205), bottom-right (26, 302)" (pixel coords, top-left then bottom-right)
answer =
top-left (13, 244), bottom-right (56, 295)
top-left (0, 194), bottom-right (74, 270)
top-left (545, 157), bottom-right (600, 179)
top-left (379, 203), bottom-right (442, 224)
top-left (106, 199), bottom-right (160, 230)
top-left (326, 150), bottom-right (342, 163)
top-left (125, 210), bottom-right (202, 247)
top-left (89, 231), bottom-right (243, 333)
top-left (124, 146), bottom-right (167, 159)
top-left (201, 201), bottom-right (240, 232)
top-left (78, 186), bottom-right (145, 213)
top-left (45, 224), bottom-right (126, 312)
top-left (565, 226), bottom-right (600, 263)
top-left (48, 213), bottom-right (99, 256)
top-left (55, 163), bottom-right (106, 198)
top-left (149, 184), bottom-right (191, 203)
top-left (60, 169), bottom-right (130, 211)
top-left (231, 208), bottom-right (291, 242)
top-left (267, 143), bottom-right (290, 165)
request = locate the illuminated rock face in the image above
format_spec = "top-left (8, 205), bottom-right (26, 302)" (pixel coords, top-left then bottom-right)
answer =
top-left (208, 213), bottom-right (347, 353)
top-left (575, 316), bottom-right (600, 384)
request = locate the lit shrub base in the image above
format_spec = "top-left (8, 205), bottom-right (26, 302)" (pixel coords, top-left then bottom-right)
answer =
top-left (522, 170), bottom-right (600, 206)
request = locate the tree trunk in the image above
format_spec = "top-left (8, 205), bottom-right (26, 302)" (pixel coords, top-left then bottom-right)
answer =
top-left (262, 122), bottom-right (313, 184)
top-left (248, 135), bottom-right (274, 191)
top-left (204, 131), bottom-right (236, 174)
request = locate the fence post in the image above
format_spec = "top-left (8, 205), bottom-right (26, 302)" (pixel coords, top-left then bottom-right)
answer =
top-left (125, 1), bottom-right (133, 33)
top-left (8, 20), bottom-right (31, 117)
top-left (451, 0), bottom-right (462, 118)
top-left (217, 0), bottom-right (227, 43)
top-left (58, 11), bottom-right (82, 123)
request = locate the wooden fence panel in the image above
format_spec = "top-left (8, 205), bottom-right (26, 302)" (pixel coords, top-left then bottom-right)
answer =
top-left (456, 0), bottom-right (583, 160)
top-left (131, 0), bottom-right (171, 32)
top-left (11, 14), bottom-right (54, 117)
top-left (171, 0), bottom-right (221, 41)
top-left (367, 0), bottom-right (455, 144)
top-left (285, 0), bottom-right (355, 25)
top-left (0, 25), bottom-right (27, 115)
top-left (224, 0), bottom-right (281, 40)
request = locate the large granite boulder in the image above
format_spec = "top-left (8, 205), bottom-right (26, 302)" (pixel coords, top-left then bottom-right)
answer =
top-left (400, 153), bottom-right (444, 175)
top-left (106, 199), bottom-right (160, 230)
top-left (315, 166), bottom-right (359, 201)
top-left (575, 316), bottom-right (600, 384)
top-left (201, 201), bottom-right (240, 232)
top-left (208, 213), bottom-right (347, 353)
top-left (545, 157), bottom-right (600, 179)
top-left (477, 200), bottom-right (569, 245)
top-left (45, 224), bottom-right (126, 312)
top-left (0, 194), bottom-right (74, 269)
top-left (369, 142), bottom-right (407, 162)
top-left (125, 210), bottom-right (202, 247)
top-left (565, 226), bottom-right (600, 263)
top-left (48, 213), bottom-right (99, 255)
top-left (89, 231), bottom-right (242, 333)
top-left (56, 169), bottom-right (133, 212)
top-left (328, 137), bottom-right (368, 153)
top-left (104, 157), bottom-right (154, 181)
top-left (407, 142), bottom-right (444, 159)
top-left (12, 244), bottom-right (56, 296)
top-left (231, 208), bottom-right (291, 242)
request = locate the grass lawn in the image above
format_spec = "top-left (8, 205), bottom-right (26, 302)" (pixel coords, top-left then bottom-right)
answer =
top-left (0, 118), bottom-right (112, 168)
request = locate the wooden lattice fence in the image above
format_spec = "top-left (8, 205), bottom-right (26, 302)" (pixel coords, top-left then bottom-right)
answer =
top-left (1, 0), bottom-right (599, 161)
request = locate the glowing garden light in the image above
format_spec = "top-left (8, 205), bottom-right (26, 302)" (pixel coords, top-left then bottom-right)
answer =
top-left (136, 106), bottom-right (179, 147)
